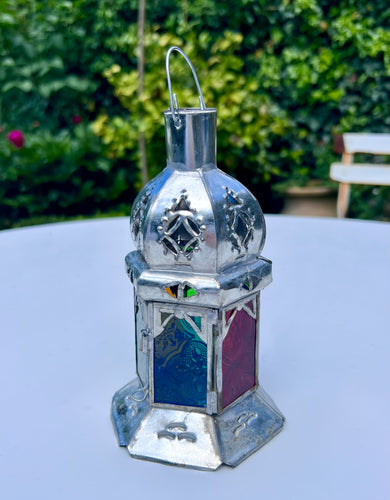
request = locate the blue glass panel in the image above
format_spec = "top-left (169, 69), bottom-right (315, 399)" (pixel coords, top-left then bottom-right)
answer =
top-left (154, 316), bottom-right (207, 407)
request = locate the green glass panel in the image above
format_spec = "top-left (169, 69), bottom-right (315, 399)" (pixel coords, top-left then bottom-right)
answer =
top-left (183, 285), bottom-right (197, 297)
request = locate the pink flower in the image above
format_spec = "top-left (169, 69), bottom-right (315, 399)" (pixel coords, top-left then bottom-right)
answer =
top-left (8, 130), bottom-right (24, 148)
top-left (72, 115), bottom-right (82, 124)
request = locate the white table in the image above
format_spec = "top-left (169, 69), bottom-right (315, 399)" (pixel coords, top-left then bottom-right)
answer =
top-left (1, 216), bottom-right (389, 500)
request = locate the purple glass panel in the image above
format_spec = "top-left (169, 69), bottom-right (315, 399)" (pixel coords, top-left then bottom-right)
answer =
top-left (222, 305), bottom-right (256, 408)
top-left (245, 300), bottom-right (254, 312)
top-left (225, 309), bottom-right (234, 323)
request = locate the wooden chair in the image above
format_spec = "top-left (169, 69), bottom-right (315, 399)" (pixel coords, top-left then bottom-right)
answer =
top-left (330, 133), bottom-right (390, 217)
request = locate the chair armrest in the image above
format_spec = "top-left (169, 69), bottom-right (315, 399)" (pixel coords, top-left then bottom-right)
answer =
top-left (330, 163), bottom-right (390, 186)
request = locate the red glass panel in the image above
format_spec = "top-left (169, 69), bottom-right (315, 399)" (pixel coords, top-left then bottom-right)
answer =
top-left (222, 307), bottom-right (256, 408)
top-left (225, 309), bottom-right (235, 323)
top-left (245, 300), bottom-right (254, 312)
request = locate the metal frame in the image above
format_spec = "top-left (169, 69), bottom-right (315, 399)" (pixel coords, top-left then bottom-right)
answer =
top-left (149, 302), bottom-right (218, 414)
top-left (216, 293), bottom-right (259, 413)
top-left (112, 46), bottom-right (284, 470)
top-left (134, 294), bottom-right (149, 387)
top-left (134, 293), bottom-right (262, 416)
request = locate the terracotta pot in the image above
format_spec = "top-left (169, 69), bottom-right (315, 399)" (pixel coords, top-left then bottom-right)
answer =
top-left (282, 185), bottom-right (337, 217)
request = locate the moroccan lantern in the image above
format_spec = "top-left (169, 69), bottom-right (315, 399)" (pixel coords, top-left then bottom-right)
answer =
top-left (112, 46), bottom-right (284, 470)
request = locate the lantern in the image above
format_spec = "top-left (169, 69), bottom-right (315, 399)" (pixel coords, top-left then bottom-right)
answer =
top-left (112, 47), bottom-right (284, 470)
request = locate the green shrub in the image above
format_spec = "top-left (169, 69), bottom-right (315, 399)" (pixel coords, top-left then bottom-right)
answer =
top-left (0, 0), bottom-right (389, 226)
top-left (0, 0), bottom-right (140, 228)
top-left (0, 125), bottom-right (137, 229)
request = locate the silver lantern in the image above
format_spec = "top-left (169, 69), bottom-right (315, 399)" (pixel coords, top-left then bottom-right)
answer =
top-left (112, 46), bottom-right (284, 470)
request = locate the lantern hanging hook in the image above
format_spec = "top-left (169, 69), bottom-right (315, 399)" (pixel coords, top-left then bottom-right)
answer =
top-left (166, 46), bottom-right (206, 128)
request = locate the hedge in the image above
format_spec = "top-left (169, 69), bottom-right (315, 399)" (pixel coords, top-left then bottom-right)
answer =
top-left (1, 0), bottom-right (389, 228)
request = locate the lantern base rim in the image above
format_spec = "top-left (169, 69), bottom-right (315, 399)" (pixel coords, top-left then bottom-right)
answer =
top-left (112, 378), bottom-right (284, 470)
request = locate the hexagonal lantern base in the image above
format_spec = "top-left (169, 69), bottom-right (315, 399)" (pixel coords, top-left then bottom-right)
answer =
top-left (112, 379), bottom-right (284, 470)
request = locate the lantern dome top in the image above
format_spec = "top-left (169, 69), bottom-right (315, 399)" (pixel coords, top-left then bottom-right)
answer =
top-left (130, 162), bottom-right (266, 274)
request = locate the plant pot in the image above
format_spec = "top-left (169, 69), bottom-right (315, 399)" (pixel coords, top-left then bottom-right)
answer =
top-left (281, 185), bottom-right (338, 217)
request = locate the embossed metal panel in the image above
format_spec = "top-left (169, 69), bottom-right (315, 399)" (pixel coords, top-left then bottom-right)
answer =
top-left (135, 295), bottom-right (149, 386)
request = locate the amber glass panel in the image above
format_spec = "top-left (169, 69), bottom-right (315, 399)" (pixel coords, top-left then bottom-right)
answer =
top-left (222, 306), bottom-right (256, 408)
top-left (165, 285), bottom-right (179, 298)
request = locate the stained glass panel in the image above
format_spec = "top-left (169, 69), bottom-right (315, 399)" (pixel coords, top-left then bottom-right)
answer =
top-left (165, 285), bottom-right (179, 298)
top-left (222, 302), bottom-right (256, 409)
top-left (160, 311), bottom-right (171, 323)
top-left (225, 309), bottom-right (235, 323)
top-left (183, 285), bottom-right (197, 297)
top-left (154, 316), bottom-right (207, 407)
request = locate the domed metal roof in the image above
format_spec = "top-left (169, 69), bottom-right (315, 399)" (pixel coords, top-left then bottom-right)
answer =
top-left (130, 160), bottom-right (266, 274)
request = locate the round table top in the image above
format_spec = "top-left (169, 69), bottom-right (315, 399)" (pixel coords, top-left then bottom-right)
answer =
top-left (0, 215), bottom-right (389, 500)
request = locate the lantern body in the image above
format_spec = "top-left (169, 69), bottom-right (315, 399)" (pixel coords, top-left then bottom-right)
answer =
top-left (112, 49), bottom-right (284, 470)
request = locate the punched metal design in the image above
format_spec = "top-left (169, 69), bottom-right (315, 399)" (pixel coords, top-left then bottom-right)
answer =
top-left (224, 187), bottom-right (255, 254)
top-left (131, 182), bottom-right (155, 241)
top-left (157, 190), bottom-right (206, 260)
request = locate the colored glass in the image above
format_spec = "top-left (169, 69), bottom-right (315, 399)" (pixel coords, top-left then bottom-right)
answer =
top-left (165, 284), bottom-right (197, 298)
top-left (222, 303), bottom-right (256, 408)
top-left (183, 285), bottom-right (197, 297)
top-left (225, 309), bottom-right (234, 323)
top-left (154, 315), bottom-right (207, 407)
top-left (165, 285), bottom-right (179, 297)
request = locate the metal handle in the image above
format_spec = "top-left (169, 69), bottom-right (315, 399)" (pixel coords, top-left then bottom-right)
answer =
top-left (166, 46), bottom-right (206, 128)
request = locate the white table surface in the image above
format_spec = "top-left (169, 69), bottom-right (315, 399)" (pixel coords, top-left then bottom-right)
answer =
top-left (0, 215), bottom-right (389, 500)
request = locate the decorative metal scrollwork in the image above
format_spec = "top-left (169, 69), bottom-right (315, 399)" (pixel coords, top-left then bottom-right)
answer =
top-left (157, 422), bottom-right (197, 443)
top-left (157, 189), bottom-right (206, 259)
top-left (224, 187), bottom-right (255, 253)
top-left (223, 298), bottom-right (256, 340)
top-left (131, 184), bottom-right (155, 240)
top-left (233, 412), bottom-right (257, 436)
top-left (119, 381), bottom-right (149, 417)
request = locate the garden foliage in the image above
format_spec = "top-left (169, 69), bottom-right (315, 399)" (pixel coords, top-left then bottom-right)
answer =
top-left (1, 0), bottom-right (389, 228)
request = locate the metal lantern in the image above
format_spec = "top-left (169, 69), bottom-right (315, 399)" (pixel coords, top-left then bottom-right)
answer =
top-left (112, 47), bottom-right (284, 470)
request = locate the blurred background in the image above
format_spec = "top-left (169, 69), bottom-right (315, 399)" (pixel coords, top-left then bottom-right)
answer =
top-left (1, 0), bottom-right (389, 230)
